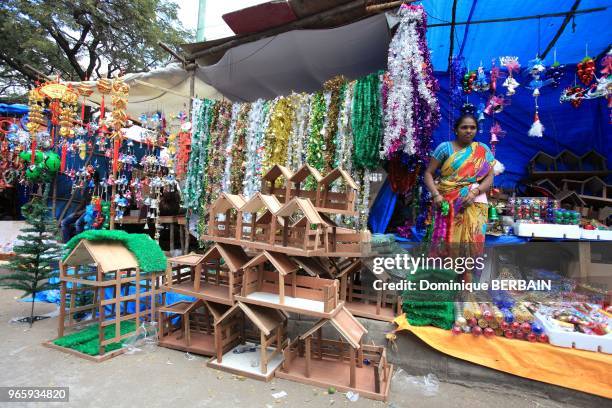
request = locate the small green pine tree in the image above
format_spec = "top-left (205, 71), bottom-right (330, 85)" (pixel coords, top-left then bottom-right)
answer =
top-left (0, 192), bottom-right (62, 326)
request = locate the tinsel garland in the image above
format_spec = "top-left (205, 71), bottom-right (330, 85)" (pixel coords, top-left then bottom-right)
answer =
top-left (198, 101), bottom-right (231, 237)
top-left (335, 81), bottom-right (354, 171)
top-left (243, 99), bottom-right (269, 198)
top-left (229, 103), bottom-right (251, 194)
top-left (183, 99), bottom-right (215, 211)
top-left (286, 93), bottom-right (311, 171)
top-left (263, 96), bottom-right (295, 173)
top-left (221, 103), bottom-right (241, 192)
top-left (306, 91), bottom-right (327, 174)
top-left (353, 168), bottom-right (372, 229)
top-left (352, 72), bottom-right (383, 169)
top-left (323, 76), bottom-right (346, 172)
top-left (383, 5), bottom-right (440, 160)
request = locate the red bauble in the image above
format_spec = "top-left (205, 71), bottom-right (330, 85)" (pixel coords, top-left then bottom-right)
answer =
top-left (500, 321), bottom-right (509, 331)
top-left (504, 330), bottom-right (514, 339)
top-left (538, 334), bottom-right (549, 343)
top-left (515, 331), bottom-right (525, 340)
top-left (483, 328), bottom-right (495, 339)
top-left (511, 322), bottom-right (521, 331)
top-left (521, 322), bottom-right (532, 333)
top-left (472, 326), bottom-right (483, 336)
top-left (483, 311), bottom-right (493, 321)
top-left (527, 333), bottom-right (537, 342)
top-left (451, 326), bottom-right (462, 336)
top-left (468, 317), bottom-right (478, 327)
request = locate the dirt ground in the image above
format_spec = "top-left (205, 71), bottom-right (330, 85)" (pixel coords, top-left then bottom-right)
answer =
top-left (0, 289), bottom-right (581, 408)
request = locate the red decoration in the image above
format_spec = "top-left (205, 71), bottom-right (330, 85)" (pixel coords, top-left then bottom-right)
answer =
top-left (60, 144), bottom-right (67, 172)
top-left (577, 57), bottom-right (596, 86)
top-left (112, 137), bottom-right (121, 173)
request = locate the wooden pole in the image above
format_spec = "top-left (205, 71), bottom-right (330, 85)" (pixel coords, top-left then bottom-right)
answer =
top-left (349, 347), bottom-right (356, 388)
top-left (305, 337), bottom-right (311, 378)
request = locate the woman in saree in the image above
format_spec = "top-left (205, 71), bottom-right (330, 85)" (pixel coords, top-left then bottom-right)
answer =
top-left (424, 114), bottom-right (496, 249)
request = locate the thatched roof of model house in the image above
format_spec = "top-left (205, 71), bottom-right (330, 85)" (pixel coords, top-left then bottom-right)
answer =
top-left (300, 306), bottom-right (367, 349)
top-left (217, 302), bottom-right (287, 336)
top-left (242, 251), bottom-right (299, 275)
top-left (64, 240), bottom-right (139, 273)
top-left (241, 192), bottom-right (283, 213)
top-left (63, 230), bottom-right (167, 273)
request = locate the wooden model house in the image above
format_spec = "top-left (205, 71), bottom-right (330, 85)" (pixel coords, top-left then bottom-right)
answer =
top-left (157, 299), bottom-right (230, 356)
top-left (337, 260), bottom-right (401, 322)
top-left (316, 167), bottom-right (358, 215)
top-left (207, 302), bottom-right (288, 380)
top-left (49, 239), bottom-right (163, 361)
top-left (274, 197), bottom-right (329, 254)
top-left (209, 193), bottom-right (246, 238)
top-left (238, 192), bottom-right (283, 242)
top-left (287, 164), bottom-right (323, 203)
top-left (261, 164), bottom-right (294, 203)
top-left (277, 306), bottom-right (393, 401)
top-left (165, 245), bottom-right (250, 304)
top-left (236, 251), bottom-right (340, 317)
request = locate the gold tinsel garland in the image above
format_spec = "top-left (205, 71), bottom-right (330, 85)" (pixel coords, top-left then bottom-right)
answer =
top-left (263, 96), bottom-right (295, 173)
top-left (322, 75), bottom-right (346, 172)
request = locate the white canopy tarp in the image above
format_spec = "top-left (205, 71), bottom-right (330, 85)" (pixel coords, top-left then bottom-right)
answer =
top-left (77, 63), bottom-right (224, 118)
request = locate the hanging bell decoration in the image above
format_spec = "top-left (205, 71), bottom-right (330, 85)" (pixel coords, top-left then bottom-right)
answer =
top-left (488, 204), bottom-right (499, 221)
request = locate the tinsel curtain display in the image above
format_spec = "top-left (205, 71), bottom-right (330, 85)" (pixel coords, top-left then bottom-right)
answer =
top-left (322, 75), bottom-right (346, 172)
top-left (243, 99), bottom-right (269, 198)
top-left (286, 93), bottom-right (311, 171)
top-left (229, 103), bottom-right (251, 194)
top-left (264, 96), bottom-right (295, 173)
top-left (383, 4), bottom-right (440, 161)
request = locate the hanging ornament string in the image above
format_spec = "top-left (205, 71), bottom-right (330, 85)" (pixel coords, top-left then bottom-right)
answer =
top-left (335, 81), bottom-right (355, 172)
top-left (352, 71), bottom-right (383, 170)
top-left (286, 93), bottom-right (311, 171)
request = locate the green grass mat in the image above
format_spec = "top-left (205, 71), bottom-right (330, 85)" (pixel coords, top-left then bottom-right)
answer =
top-left (53, 320), bottom-right (137, 356)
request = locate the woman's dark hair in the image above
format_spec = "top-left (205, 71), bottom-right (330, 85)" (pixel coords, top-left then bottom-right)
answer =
top-left (453, 114), bottom-right (479, 132)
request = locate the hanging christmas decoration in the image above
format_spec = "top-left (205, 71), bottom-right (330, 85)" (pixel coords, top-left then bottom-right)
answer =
top-left (577, 55), bottom-right (596, 86)
top-left (264, 96), bottom-right (294, 173)
top-left (500, 56), bottom-right (520, 96)
top-left (352, 72), bottom-right (383, 169)
top-left (462, 70), bottom-right (477, 93)
top-left (383, 4), bottom-right (440, 159)
top-left (484, 95), bottom-right (506, 116)
top-left (229, 103), bottom-right (251, 194)
top-left (59, 86), bottom-right (78, 138)
top-left (322, 75), bottom-right (346, 171)
top-left (243, 99), bottom-right (269, 198)
top-left (489, 122), bottom-right (506, 155)
top-left (306, 92), bottom-right (327, 172)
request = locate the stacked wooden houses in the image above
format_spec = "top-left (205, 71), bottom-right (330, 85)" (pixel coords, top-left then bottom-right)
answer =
top-left (160, 165), bottom-right (395, 401)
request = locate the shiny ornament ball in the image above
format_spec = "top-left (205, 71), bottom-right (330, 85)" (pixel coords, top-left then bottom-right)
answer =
top-left (451, 326), bottom-right (462, 336)
top-left (527, 333), bottom-right (537, 342)
top-left (538, 334), bottom-right (549, 343)
top-left (472, 326), bottom-right (483, 336)
top-left (483, 328), bottom-right (495, 339)
top-left (504, 330), bottom-right (514, 339)
top-left (521, 322), bottom-right (532, 333)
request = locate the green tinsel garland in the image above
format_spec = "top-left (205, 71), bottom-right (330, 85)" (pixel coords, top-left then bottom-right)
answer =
top-left (402, 268), bottom-right (457, 330)
top-left (306, 92), bottom-right (326, 174)
top-left (183, 99), bottom-right (215, 211)
top-left (352, 71), bottom-right (383, 170)
top-left (64, 230), bottom-right (167, 273)
top-left (54, 321), bottom-right (136, 355)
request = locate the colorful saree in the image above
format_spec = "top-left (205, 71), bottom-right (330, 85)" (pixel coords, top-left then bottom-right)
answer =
top-left (433, 141), bottom-right (495, 245)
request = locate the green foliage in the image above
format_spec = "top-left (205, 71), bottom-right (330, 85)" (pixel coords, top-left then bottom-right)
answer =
top-left (0, 0), bottom-right (193, 93)
top-left (0, 194), bottom-right (62, 324)
top-left (64, 229), bottom-right (167, 273)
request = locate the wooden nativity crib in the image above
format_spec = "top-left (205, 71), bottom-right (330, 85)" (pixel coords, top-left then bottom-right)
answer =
top-left (277, 306), bottom-right (393, 401)
top-left (207, 302), bottom-right (288, 381)
top-left (157, 299), bottom-right (230, 356)
top-left (164, 244), bottom-right (249, 305)
top-left (235, 250), bottom-right (340, 318)
top-left (48, 237), bottom-right (164, 362)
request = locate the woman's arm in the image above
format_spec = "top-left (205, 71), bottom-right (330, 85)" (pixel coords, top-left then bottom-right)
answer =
top-left (424, 157), bottom-right (444, 206)
top-left (463, 168), bottom-right (495, 206)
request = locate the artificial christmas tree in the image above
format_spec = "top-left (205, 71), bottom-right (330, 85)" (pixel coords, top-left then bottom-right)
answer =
top-left (0, 193), bottom-right (62, 325)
